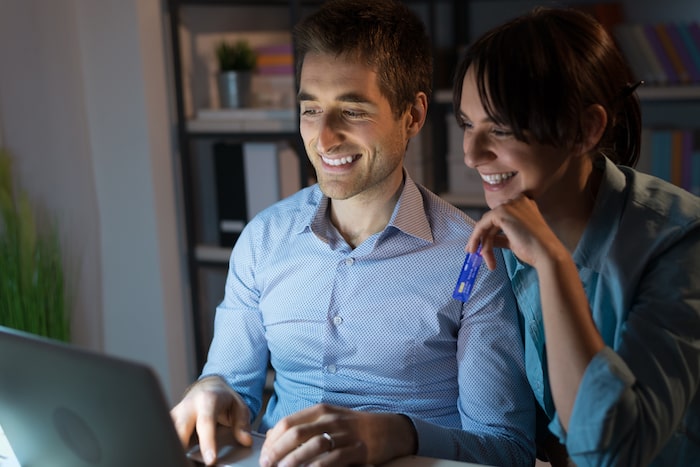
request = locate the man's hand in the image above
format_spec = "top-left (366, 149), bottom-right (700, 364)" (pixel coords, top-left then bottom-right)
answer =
top-left (170, 376), bottom-right (253, 466)
top-left (260, 404), bottom-right (416, 467)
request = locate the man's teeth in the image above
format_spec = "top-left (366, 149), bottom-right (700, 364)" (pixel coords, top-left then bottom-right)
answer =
top-left (481, 172), bottom-right (517, 185)
top-left (323, 155), bottom-right (357, 166)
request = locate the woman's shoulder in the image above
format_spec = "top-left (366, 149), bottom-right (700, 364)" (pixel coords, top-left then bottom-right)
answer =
top-left (620, 166), bottom-right (700, 227)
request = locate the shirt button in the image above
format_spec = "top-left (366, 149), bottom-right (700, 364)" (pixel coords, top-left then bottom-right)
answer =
top-left (326, 364), bottom-right (337, 374)
top-left (333, 316), bottom-right (343, 326)
top-left (344, 257), bottom-right (354, 266)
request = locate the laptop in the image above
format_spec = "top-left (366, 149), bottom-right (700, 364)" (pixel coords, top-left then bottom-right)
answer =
top-left (0, 326), bottom-right (490, 467)
top-left (0, 325), bottom-right (261, 467)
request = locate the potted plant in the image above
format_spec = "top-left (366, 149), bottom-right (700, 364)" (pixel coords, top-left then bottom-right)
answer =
top-left (0, 148), bottom-right (70, 341)
top-left (216, 39), bottom-right (257, 108)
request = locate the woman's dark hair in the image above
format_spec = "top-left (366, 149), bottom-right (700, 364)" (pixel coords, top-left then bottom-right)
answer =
top-left (293, 0), bottom-right (433, 119)
top-left (452, 7), bottom-right (642, 167)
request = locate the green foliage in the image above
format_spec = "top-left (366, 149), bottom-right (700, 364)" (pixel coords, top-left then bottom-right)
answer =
top-left (0, 148), bottom-right (70, 341)
top-left (216, 39), bottom-right (257, 72)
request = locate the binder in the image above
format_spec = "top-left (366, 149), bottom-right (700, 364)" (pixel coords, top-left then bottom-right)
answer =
top-left (214, 142), bottom-right (248, 247)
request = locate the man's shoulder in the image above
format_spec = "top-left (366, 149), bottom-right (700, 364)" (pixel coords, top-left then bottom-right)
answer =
top-left (416, 184), bottom-right (474, 224)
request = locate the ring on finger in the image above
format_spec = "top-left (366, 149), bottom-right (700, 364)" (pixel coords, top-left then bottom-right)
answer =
top-left (321, 432), bottom-right (335, 451)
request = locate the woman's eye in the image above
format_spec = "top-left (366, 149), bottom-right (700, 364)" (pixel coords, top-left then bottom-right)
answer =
top-left (492, 128), bottom-right (513, 138)
top-left (458, 119), bottom-right (472, 130)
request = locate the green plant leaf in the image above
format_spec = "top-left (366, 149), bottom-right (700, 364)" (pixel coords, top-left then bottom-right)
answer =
top-left (0, 148), bottom-right (70, 341)
top-left (216, 39), bottom-right (257, 72)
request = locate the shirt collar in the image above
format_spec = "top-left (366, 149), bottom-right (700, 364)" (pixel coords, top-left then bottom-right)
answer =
top-left (573, 156), bottom-right (626, 269)
top-left (307, 170), bottom-right (434, 245)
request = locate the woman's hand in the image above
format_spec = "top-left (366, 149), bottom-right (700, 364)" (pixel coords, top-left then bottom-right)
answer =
top-left (466, 195), bottom-right (564, 270)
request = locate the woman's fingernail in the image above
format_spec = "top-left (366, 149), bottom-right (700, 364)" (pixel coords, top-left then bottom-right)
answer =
top-left (203, 449), bottom-right (215, 464)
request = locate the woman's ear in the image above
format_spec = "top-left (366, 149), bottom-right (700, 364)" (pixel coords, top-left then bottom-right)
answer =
top-left (582, 104), bottom-right (608, 152)
top-left (405, 92), bottom-right (429, 138)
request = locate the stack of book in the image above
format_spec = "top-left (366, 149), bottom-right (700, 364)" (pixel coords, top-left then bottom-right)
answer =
top-left (640, 128), bottom-right (700, 195)
top-left (614, 22), bottom-right (700, 86)
top-left (255, 43), bottom-right (294, 76)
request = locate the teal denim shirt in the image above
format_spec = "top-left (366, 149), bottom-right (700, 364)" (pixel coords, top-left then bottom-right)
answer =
top-left (505, 157), bottom-right (700, 466)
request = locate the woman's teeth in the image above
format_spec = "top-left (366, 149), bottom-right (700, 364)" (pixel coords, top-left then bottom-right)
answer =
top-left (481, 172), bottom-right (517, 185)
top-left (323, 155), bottom-right (358, 166)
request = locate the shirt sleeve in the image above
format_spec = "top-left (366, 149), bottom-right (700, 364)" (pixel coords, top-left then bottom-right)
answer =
top-left (199, 223), bottom-right (270, 423)
top-left (551, 228), bottom-right (700, 466)
top-left (411, 250), bottom-right (536, 466)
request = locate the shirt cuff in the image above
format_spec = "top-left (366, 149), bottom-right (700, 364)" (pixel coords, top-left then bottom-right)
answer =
top-left (410, 415), bottom-right (454, 459)
top-left (550, 346), bottom-right (635, 452)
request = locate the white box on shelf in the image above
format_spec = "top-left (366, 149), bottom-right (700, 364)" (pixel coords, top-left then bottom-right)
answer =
top-left (243, 142), bottom-right (282, 219)
top-left (188, 107), bottom-right (296, 133)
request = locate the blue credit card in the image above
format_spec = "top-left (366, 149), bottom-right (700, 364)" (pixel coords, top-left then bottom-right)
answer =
top-left (452, 245), bottom-right (483, 302)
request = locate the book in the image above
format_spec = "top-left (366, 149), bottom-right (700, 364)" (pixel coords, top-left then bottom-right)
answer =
top-left (637, 127), bottom-right (654, 175)
top-left (654, 23), bottom-right (691, 84)
top-left (681, 130), bottom-right (694, 192)
top-left (678, 22), bottom-right (700, 83)
top-left (644, 23), bottom-right (679, 84)
top-left (665, 22), bottom-right (700, 84)
top-left (243, 142), bottom-right (282, 221)
top-left (574, 2), bottom-right (623, 36)
top-left (692, 129), bottom-right (700, 196)
top-left (256, 43), bottom-right (294, 76)
top-left (214, 142), bottom-right (248, 247)
top-left (214, 142), bottom-right (296, 247)
top-left (650, 129), bottom-right (672, 183)
top-left (671, 129), bottom-right (684, 187)
top-left (630, 23), bottom-right (667, 85)
top-left (277, 142), bottom-right (303, 199)
top-left (613, 24), bottom-right (656, 84)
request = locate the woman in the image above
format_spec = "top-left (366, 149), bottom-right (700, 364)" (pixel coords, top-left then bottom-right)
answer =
top-left (454, 7), bottom-right (700, 467)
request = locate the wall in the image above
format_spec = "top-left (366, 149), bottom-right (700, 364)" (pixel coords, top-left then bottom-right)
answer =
top-left (0, 0), bottom-right (193, 404)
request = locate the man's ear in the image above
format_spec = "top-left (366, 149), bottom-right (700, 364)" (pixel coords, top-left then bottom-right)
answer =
top-left (582, 104), bottom-right (608, 152)
top-left (405, 92), bottom-right (429, 138)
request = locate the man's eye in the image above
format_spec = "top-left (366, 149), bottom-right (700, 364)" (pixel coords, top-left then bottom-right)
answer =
top-left (344, 110), bottom-right (367, 118)
top-left (301, 107), bottom-right (320, 116)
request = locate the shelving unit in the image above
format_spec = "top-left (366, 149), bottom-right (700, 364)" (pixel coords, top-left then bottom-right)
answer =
top-left (167, 0), bottom-right (314, 368)
top-left (166, 0), bottom-right (699, 371)
top-left (166, 0), bottom-right (471, 370)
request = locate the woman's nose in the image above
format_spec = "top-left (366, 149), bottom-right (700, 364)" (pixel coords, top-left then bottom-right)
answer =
top-left (462, 131), bottom-right (490, 168)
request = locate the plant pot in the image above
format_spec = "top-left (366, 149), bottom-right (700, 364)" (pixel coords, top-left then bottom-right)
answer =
top-left (218, 71), bottom-right (253, 108)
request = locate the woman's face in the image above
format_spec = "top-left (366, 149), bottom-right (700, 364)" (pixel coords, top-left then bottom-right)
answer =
top-left (457, 67), bottom-right (575, 210)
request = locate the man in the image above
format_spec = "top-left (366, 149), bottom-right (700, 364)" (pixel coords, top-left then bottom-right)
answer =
top-left (171, 1), bottom-right (534, 465)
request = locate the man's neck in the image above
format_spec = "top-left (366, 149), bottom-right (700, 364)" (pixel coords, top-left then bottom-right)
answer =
top-left (329, 176), bottom-right (404, 249)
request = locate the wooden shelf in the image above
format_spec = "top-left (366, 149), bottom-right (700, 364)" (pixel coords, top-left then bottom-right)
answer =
top-left (195, 245), bottom-right (233, 264)
top-left (636, 84), bottom-right (700, 101)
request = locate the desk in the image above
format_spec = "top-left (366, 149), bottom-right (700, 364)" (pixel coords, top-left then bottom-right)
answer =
top-left (383, 456), bottom-right (491, 466)
top-left (0, 424), bottom-right (504, 467)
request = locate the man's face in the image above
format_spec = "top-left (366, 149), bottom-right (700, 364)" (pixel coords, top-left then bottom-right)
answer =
top-left (298, 52), bottom-right (409, 202)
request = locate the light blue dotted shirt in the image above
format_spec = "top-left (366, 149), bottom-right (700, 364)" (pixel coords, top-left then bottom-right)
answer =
top-left (202, 174), bottom-right (535, 465)
top-left (506, 157), bottom-right (700, 466)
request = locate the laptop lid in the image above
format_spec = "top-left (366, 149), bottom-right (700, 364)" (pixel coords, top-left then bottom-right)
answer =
top-left (0, 325), bottom-right (194, 467)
